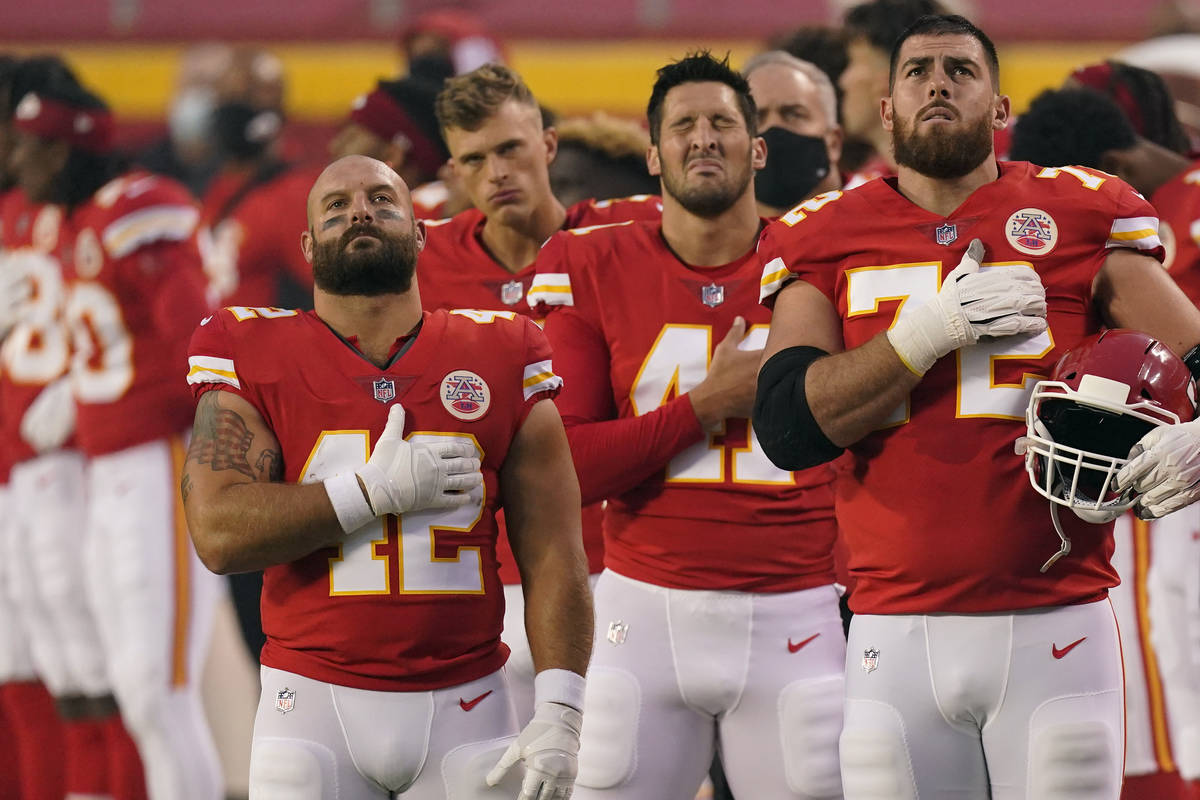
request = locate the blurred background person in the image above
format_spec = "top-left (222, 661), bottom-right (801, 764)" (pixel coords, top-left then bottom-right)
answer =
top-left (743, 50), bottom-right (844, 217)
top-left (0, 53), bottom-right (73, 800)
top-left (198, 47), bottom-right (317, 311)
top-left (136, 43), bottom-right (233, 198)
top-left (838, 0), bottom-right (944, 183)
top-left (9, 71), bottom-right (222, 800)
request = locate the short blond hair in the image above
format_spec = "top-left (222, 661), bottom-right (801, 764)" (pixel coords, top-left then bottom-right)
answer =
top-left (435, 63), bottom-right (537, 133)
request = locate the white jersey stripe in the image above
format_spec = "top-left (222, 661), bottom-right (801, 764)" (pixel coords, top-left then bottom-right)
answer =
top-left (103, 205), bottom-right (200, 259)
top-left (527, 273), bottom-right (573, 308)
top-left (186, 355), bottom-right (240, 389)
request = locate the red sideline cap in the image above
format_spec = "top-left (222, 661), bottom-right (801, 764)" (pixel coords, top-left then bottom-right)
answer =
top-left (1070, 63), bottom-right (1146, 139)
top-left (349, 89), bottom-right (444, 177)
top-left (13, 92), bottom-right (114, 154)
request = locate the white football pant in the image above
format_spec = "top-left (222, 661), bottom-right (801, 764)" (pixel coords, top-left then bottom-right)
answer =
top-left (841, 599), bottom-right (1124, 799)
top-left (251, 666), bottom-right (523, 799)
top-left (574, 570), bottom-right (845, 800)
top-left (85, 436), bottom-right (223, 800)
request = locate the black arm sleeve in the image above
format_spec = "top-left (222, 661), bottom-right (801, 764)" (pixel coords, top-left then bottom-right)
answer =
top-left (753, 345), bottom-right (844, 471)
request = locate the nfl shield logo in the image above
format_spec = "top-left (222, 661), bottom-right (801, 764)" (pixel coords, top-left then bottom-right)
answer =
top-left (607, 620), bottom-right (629, 645)
top-left (935, 223), bottom-right (958, 246)
top-left (701, 282), bottom-right (724, 307)
top-left (275, 687), bottom-right (296, 714)
top-left (372, 377), bottom-right (395, 404)
top-left (862, 648), bottom-right (880, 674)
top-left (500, 280), bottom-right (524, 306)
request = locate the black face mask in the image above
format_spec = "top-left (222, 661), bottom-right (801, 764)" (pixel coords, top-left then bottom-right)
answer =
top-left (755, 127), bottom-right (831, 210)
top-left (212, 102), bottom-right (282, 160)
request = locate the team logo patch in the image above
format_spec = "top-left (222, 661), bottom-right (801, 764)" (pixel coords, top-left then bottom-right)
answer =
top-left (935, 222), bottom-right (958, 246)
top-left (701, 282), bottom-right (725, 307)
top-left (440, 370), bottom-right (491, 421)
top-left (372, 377), bottom-right (396, 404)
top-left (862, 648), bottom-right (880, 674)
top-left (500, 279), bottom-right (525, 306)
top-left (275, 687), bottom-right (296, 714)
top-left (1005, 207), bottom-right (1058, 256)
top-left (607, 620), bottom-right (629, 645)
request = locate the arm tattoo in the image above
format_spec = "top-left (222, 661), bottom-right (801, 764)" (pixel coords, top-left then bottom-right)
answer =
top-left (187, 393), bottom-right (256, 480)
top-left (255, 448), bottom-right (283, 482)
top-left (180, 472), bottom-right (193, 503)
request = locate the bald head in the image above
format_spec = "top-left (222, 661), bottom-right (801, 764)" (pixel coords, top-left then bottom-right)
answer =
top-left (306, 155), bottom-right (414, 227)
top-left (301, 154), bottom-right (425, 298)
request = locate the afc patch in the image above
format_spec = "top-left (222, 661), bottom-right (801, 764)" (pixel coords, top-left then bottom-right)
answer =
top-left (935, 222), bottom-right (958, 246)
top-left (275, 687), bottom-right (296, 714)
top-left (440, 370), bottom-right (491, 421)
top-left (1005, 207), bottom-right (1058, 256)
top-left (372, 377), bottom-right (396, 404)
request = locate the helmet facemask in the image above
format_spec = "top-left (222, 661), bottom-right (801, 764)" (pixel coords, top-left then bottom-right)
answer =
top-left (1019, 330), bottom-right (1198, 571)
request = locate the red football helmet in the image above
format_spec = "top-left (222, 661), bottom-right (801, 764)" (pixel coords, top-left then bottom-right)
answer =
top-left (1022, 329), bottom-right (1198, 524)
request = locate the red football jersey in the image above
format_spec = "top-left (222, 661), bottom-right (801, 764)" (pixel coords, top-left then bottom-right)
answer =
top-left (198, 164), bottom-right (319, 307)
top-left (1152, 159), bottom-right (1200, 306)
top-left (417, 195), bottom-right (663, 313)
top-left (418, 194), bottom-right (662, 581)
top-left (532, 220), bottom-right (837, 593)
top-left (62, 171), bottom-right (211, 456)
top-left (0, 190), bottom-right (73, 466)
top-left (758, 160), bottom-right (1165, 615)
top-left (186, 306), bottom-right (561, 691)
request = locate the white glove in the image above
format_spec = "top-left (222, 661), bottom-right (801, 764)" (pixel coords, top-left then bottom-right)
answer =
top-left (19, 377), bottom-right (75, 454)
top-left (486, 701), bottom-right (582, 800)
top-left (887, 239), bottom-right (1048, 374)
top-left (1116, 418), bottom-right (1200, 518)
top-left (356, 404), bottom-right (482, 515)
top-left (0, 261), bottom-right (32, 339)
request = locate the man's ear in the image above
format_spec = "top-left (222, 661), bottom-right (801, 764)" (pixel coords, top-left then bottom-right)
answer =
top-left (647, 144), bottom-right (661, 177)
top-left (301, 229), bottom-right (314, 264)
top-left (414, 218), bottom-right (427, 253)
top-left (992, 94), bottom-right (1011, 131)
top-left (543, 126), bottom-right (558, 164)
top-left (881, 97), bottom-right (894, 132)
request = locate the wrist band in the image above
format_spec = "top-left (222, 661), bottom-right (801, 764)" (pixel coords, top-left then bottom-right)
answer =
top-left (534, 668), bottom-right (586, 712)
top-left (323, 472), bottom-right (376, 534)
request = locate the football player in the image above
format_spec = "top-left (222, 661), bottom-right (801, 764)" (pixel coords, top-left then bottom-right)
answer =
top-left (9, 74), bottom-right (223, 799)
top-left (184, 154), bottom-right (592, 799)
top-left (530, 52), bottom-right (844, 799)
top-left (0, 53), bottom-right (72, 800)
top-left (425, 63), bottom-right (661, 724)
top-left (755, 14), bottom-right (1200, 798)
top-left (1010, 85), bottom-right (1200, 798)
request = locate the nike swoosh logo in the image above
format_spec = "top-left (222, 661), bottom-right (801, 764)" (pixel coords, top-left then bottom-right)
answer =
top-left (200, 315), bottom-right (213, 326)
top-left (1052, 636), bottom-right (1087, 659)
top-left (788, 633), bottom-right (820, 653)
top-left (459, 690), bottom-right (493, 711)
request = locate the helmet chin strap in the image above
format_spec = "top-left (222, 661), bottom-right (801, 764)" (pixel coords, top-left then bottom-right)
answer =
top-left (1041, 499), bottom-right (1073, 573)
